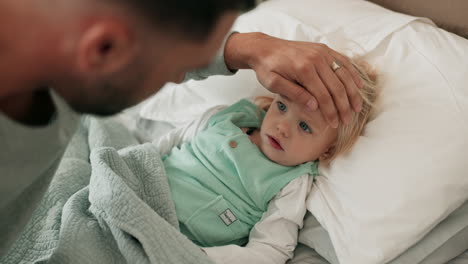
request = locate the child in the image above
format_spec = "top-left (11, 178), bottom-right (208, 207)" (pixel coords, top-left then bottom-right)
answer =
top-left (154, 60), bottom-right (377, 264)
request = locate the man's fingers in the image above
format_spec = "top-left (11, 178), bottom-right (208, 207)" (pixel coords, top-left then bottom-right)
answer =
top-left (315, 56), bottom-right (353, 125)
top-left (335, 62), bottom-right (362, 113)
top-left (329, 50), bottom-right (363, 112)
top-left (299, 68), bottom-right (340, 128)
top-left (330, 50), bottom-right (363, 88)
top-left (250, 37), bottom-right (363, 129)
top-left (266, 72), bottom-right (318, 111)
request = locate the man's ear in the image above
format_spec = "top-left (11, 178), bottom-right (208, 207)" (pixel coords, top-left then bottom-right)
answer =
top-left (319, 145), bottom-right (336, 163)
top-left (76, 20), bottom-right (137, 75)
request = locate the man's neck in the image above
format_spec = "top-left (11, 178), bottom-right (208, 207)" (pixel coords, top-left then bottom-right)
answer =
top-left (0, 89), bottom-right (55, 126)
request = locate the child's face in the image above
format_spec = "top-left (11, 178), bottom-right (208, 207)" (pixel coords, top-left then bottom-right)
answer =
top-left (259, 95), bottom-right (338, 166)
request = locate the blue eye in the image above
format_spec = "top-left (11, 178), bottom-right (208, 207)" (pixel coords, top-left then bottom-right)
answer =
top-left (277, 101), bottom-right (287, 112)
top-left (299, 121), bottom-right (312, 133)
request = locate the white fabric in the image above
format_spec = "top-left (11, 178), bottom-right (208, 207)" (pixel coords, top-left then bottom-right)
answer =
top-left (307, 19), bottom-right (468, 264)
top-left (153, 105), bottom-right (311, 264)
top-left (140, 0), bottom-right (468, 263)
top-left (152, 106), bottom-right (225, 155)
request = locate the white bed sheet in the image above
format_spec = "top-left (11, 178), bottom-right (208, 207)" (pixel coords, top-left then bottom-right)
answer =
top-left (288, 247), bottom-right (468, 264)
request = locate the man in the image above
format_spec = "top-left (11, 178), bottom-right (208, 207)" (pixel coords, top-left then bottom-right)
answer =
top-left (0, 0), bottom-right (363, 258)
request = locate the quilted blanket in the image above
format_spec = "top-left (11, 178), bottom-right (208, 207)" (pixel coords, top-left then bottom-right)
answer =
top-left (1, 117), bottom-right (213, 264)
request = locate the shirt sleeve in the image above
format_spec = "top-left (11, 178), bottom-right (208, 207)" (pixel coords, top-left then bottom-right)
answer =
top-left (203, 174), bottom-right (313, 264)
top-left (152, 105), bottom-right (227, 156)
top-left (183, 32), bottom-right (238, 82)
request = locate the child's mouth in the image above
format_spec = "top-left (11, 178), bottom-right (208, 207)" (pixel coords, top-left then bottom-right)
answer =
top-left (268, 135), bottom-right (283, 150)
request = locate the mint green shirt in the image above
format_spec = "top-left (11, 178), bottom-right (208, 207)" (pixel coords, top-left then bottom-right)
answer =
top-left (163, 99), bottom-right (318, 247)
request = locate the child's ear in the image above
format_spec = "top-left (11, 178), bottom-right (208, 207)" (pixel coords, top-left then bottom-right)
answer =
top-left (319, 145), bottom-right (336, 162)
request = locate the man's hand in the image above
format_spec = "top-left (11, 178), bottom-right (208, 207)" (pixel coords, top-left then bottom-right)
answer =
top-left (224, 32), bottom-right (363, 128)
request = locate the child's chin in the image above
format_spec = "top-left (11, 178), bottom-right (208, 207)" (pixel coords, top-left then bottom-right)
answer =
top-left (272, 156), bottom-right (305, 167)
top-left (266, 154), bottom-right (294, 167)
top-left (262, 148), bottom-right (295, 166)
top-left (263, 151), bottom-right (280, 164)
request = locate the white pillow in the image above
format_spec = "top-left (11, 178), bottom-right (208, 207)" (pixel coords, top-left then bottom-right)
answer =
top-left (307, 15), bottom-right (468, 264)
top-left (140, 0), bottom-right (468, 263)
top-left (140, 0), bottom-right (418, 124)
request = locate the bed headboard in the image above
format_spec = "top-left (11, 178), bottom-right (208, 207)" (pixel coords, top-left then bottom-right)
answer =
top-left (366, 0), bottom-right (468, 39)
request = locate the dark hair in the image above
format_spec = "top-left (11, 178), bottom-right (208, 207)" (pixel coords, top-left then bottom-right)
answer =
top-left (120, 0), bottom-right (256, 41)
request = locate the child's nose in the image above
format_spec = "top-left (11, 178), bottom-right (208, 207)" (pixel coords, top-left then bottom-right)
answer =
top-left (276, 120), bottom-right (290, 138)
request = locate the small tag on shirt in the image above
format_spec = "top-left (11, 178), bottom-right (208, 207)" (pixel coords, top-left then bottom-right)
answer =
top-left (219, 209), bottom-right (237, 226)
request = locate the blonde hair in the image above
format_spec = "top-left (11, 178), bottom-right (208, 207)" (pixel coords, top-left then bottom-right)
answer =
top-left (255, 58), bottom-right (379, 163)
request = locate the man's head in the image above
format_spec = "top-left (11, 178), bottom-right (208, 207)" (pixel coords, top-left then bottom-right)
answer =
top-left (114, 0), bottom-right (255, 42)
top-left (4, 0), bottom-right (254, 116)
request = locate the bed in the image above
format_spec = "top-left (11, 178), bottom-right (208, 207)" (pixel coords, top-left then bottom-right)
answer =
top-left (2, 0), bottom-right (466, 263)
top-left (291, 1), bottom-right (468, 262)
top-left (133, 0), bottom-right (468, 263)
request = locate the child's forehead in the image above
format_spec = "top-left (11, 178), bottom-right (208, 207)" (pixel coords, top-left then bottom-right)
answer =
top-left (276, 95), bottom-right (311, 116)
top-left (275, 94), bottom-right (329, 129)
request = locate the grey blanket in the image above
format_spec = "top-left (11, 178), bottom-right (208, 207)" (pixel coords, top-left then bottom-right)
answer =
top-left (1, 117), bottom-right (213, 264)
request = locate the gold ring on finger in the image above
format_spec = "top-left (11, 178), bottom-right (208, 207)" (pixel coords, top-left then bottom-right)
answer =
top-left (331, 60), bottom-right (343, 72)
